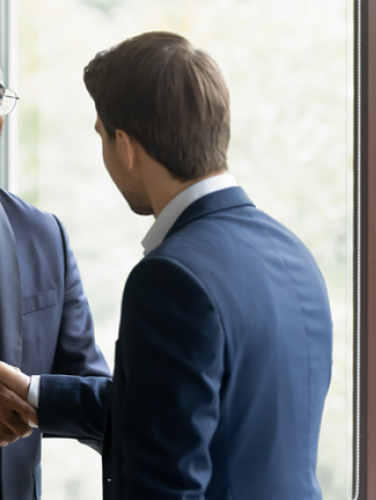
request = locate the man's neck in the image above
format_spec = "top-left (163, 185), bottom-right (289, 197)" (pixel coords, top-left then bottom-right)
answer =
top-left (147, 170), bottom-right (228, 218)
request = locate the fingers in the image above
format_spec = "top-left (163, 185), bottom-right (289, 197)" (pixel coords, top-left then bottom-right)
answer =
top-left (0, 363), bottom-right (38, 428)
top-left (0, 364), bottom-right (39, 447)
top-left (0, 362), bottom-right (30, 400)
top-left (0, 383), bottom-right (38, 427)
top-left (0, 381), bottom-right (37, 447)
top-left (0, 419), bottom-right (32, 447)
top-left (2, 412), bottom-right (32, 438)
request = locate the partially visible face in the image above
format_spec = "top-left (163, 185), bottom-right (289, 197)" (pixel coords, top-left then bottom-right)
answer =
top-left (95, 116), bottom-right (153, 215)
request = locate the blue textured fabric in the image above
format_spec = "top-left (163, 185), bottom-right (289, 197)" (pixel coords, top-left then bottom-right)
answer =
top-left (0, 189), bottom-right (111, 500)
top-left (0, 198), bottom-right (22, 367)
top-left (39, 187), bottom-right (332, 500)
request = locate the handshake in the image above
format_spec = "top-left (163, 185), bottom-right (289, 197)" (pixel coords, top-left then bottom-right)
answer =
top-left (0, 362), bottom-right (38, 446)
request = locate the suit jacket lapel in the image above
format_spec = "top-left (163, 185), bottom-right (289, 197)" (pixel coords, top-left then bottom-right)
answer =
top-left (0, 200), bottom-right (22, 367)
top-left (164, 186), bottom-right (255, 241)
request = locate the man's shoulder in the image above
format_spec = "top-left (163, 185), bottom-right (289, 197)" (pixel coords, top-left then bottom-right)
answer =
top-left (141, 202), bottom-right (325, 300)
top-left (0, 188), bottom-right (52, 220)
top-left (146, 202), bottom-right (305, 264)
top-left (0, 188), bottom-right (60, 236)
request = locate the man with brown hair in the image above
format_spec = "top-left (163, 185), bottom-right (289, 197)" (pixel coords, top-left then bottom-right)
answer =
top-left (1, 32), bottom-right (332, 500)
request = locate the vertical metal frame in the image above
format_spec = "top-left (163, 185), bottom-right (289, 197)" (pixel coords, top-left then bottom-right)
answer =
top-left (0, 0), bottom-right (10, 189)
top-left (0, 0), bottom-right (17, 191)
top-left (355, 0), bottom-right (376, 497)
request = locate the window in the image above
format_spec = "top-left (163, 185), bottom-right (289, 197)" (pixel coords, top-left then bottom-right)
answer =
top-left (0, 0), bottom-right (365, 498)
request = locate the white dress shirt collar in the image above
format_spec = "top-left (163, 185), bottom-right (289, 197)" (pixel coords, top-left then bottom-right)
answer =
top-left (141, 173), bottom-right (237, 255)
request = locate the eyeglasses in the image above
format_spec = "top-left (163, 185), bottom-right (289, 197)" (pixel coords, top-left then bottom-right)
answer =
top-left (0, 84), bottom-right (20, 116)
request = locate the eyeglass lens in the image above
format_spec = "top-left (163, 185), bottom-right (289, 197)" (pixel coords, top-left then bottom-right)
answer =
top-left (0, 88), bottom-right (18, 116)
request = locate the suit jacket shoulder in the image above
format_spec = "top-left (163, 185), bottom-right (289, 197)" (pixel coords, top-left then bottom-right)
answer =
top-left (0, 188), bottom-right (61, 238)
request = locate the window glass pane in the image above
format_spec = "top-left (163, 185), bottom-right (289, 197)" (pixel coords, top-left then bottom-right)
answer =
top-left (16, 1), bottom-right (352, 499)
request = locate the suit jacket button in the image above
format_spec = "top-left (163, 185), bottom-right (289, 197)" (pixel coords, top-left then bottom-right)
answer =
top-left (107, 478), bottom-right (112, 482)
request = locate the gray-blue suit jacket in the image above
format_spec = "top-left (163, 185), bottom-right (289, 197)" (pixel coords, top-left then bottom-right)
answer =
top-left (0, 189), bottom-right (111, 500)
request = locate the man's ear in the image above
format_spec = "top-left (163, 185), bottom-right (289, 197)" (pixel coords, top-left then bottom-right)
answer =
top-left (115, 129), bottom-right (136, 171)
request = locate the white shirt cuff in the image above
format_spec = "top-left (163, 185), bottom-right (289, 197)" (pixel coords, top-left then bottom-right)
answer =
top-left (28, 375), bottom-right (40, 428)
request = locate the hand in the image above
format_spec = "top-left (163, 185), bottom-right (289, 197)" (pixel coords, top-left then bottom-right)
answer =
top-left (0, 382), bottom-right (35, 446)
top-left (0, 362), bottom-right (31, 400)
top-left (0, 362), bottom-right (38, 446)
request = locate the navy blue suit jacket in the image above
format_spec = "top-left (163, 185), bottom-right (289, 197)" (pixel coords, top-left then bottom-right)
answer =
top-left (0, 189), bottom-right (111, 500)
top-left (39, 187), bottom-right (332, 500)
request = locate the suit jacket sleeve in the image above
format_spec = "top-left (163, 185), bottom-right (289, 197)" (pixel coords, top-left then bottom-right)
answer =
top-left (50, 216), bottom-right (111, 378)
top-left (115, 255), bottom-right (225, 499)
top-left (39, 216), bottom-right (112, 442)
top-left (39, 374), bottom-right (112, 440)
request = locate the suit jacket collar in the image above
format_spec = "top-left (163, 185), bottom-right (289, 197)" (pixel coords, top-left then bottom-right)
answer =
top-left (164, 186), bottom-right (255, 242)
top-left (142, 174), bottom-right (237, 255)
top-left (0, 200), bottom-right (22, 367)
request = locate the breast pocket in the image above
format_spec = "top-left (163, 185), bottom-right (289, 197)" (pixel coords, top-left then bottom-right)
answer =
top-left (22, 288), bottom-right (58, 316)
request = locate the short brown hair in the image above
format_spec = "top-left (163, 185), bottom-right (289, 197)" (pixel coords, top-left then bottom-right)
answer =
top-left (84, 31), bottom-right (230, 182)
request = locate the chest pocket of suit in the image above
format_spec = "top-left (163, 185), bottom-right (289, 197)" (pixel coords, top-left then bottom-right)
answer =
top-left (22, 288), bottom-right (57, 316)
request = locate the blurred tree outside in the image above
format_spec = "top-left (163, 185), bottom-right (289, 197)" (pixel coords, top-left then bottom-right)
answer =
top-left (16, 0), bottom-right (352, 499)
